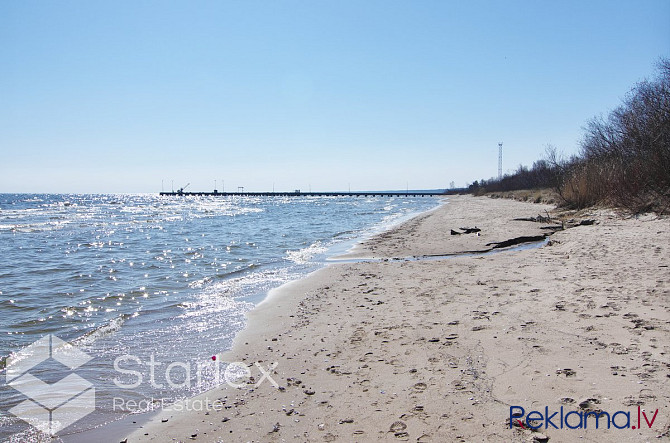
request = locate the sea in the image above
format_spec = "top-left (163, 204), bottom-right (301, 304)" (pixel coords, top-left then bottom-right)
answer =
top-left (0, 193), bottom-right (440, 441)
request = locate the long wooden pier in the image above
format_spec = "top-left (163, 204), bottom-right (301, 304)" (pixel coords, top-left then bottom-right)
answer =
top-left (160, 191), bottom-right (446, 197)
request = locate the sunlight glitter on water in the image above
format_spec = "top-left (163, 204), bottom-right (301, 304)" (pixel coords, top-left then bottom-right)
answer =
top-left (0, 193), bottom-right (440, 438)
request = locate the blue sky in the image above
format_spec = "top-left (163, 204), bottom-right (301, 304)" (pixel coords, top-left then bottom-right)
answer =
top-left (1, 1), bottom-right (668, 193)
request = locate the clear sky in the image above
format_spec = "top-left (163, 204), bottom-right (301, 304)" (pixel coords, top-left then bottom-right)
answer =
top-left (1, 1), bottom-right (668, 193)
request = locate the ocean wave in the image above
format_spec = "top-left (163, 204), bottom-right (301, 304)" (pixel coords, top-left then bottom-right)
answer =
top-left (70, 314), bottom-right (130, 347)
top-left (0, 220), bottom-right (71, 233)
top-left (285, 241), bottom-right (329, 264)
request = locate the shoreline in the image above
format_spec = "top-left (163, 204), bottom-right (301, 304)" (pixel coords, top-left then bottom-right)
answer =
top-left (58, 196), bottom-right (444, 443)
top-left (123, 195), bottom-right (669, 442)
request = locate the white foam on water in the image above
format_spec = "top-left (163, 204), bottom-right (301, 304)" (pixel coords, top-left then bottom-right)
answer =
top-left (284, 240), bottom-right (329, 264)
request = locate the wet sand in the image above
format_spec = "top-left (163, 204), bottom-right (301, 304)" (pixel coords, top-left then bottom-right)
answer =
top-left (125, 195), bottom-right (670, 442)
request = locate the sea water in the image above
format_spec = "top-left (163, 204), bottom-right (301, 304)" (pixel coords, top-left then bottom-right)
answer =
top-left (0, 193), bottom-right (439, 440)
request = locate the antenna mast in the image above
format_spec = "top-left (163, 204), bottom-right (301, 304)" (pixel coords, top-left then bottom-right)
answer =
top-left (498, 142), bottom-right (503, 180)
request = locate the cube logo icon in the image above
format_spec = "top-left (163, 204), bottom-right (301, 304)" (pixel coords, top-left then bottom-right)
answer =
top-left (5, 334), bottom-right (95, 435)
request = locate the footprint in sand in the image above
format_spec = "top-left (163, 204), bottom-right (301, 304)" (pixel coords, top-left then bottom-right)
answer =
top-left (413, 382), bottom-right (427, 391)
top-left (390, 420), bottom-right (410, 438)
top-left (578, 398), bottom-right (601, 410)
top-left (610, 365), bottom-right (627, 376)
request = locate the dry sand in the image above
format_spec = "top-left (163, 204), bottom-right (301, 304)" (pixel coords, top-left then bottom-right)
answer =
top-left (125, 195), bottom-right (669, 442)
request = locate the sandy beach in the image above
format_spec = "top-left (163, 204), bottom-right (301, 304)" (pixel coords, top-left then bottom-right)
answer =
top-left (124, 195), bottom-right (669, 442)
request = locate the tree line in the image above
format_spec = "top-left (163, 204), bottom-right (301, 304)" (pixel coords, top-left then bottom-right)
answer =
top-left (469, 58), bottom-right (670, 214)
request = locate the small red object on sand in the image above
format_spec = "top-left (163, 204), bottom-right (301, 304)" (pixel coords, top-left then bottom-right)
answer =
top-left (212, 355), bottom-right (217, 361)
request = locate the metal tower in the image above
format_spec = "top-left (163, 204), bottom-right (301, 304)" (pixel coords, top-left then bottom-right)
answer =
top-left (498, 142), bottom-right (503, 180)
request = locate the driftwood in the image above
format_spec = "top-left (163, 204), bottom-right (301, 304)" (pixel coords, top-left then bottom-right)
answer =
top-left (485, 234), bottom-right (547, 250)
top-left (514, 213), bottom-right (552, 223)
top-left (540, 225), bottom-right (564, 232)
top-left (451, 227), bottom-right (480, 235)
top-left (419, 234), bottom-right (548, 259)
top-left (562, 218), bottom-right (597, 228)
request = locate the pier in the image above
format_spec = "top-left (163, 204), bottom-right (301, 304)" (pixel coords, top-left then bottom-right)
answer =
top-left (159, 191), bottom-right (447, 197)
